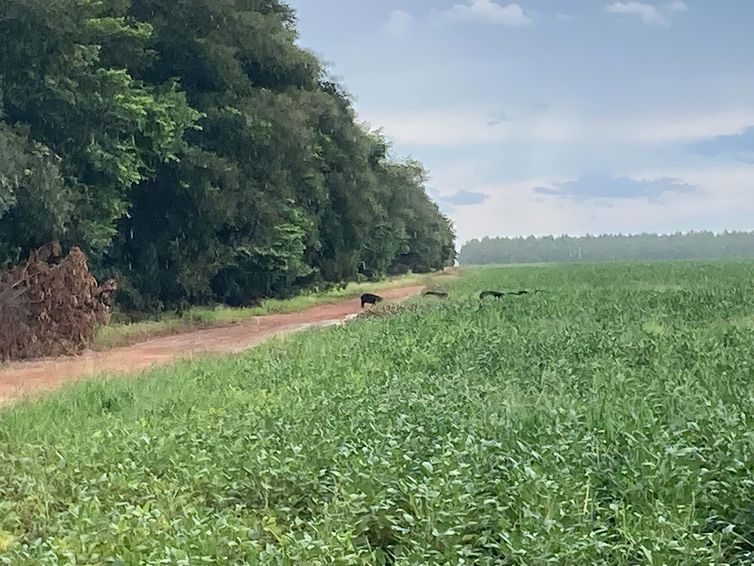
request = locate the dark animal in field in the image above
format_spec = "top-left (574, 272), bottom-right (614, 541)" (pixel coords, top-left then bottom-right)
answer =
top-left (479, 290), bottom-right (506, 299)
top-left (360, 293), bottom-right (383, 308)
top-left (423, 290), bottom-right (448, 298)
top-left (479, 289), bottom-right (545, 300)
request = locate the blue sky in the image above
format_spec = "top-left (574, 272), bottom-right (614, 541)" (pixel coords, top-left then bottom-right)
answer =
top-left (288, 0), bottom-right (754, 243)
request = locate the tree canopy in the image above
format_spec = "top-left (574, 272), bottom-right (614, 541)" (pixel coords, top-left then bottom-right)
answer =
top-left (0, 0), bottom-right (455, 312)
top-left (460, 231), bottom-right (754, 265)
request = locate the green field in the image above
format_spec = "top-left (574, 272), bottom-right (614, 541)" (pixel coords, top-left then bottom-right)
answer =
top-left (2, 261), bottom-right (754, 563)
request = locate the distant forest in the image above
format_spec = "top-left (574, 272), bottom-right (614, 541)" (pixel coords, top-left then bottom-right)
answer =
top-left (460, 231), bottom-right (754, 265)
top-left (0, 0), bottom-right (455, 312)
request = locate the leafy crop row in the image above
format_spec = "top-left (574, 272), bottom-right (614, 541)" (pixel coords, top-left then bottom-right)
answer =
top-left (1, 260), bottom-right (754, 563)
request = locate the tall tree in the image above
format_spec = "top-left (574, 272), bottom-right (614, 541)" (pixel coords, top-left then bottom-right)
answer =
top-left (1, 0), bottom-right (456, 312)
top-left (0, 0), bottom-right (199, 257)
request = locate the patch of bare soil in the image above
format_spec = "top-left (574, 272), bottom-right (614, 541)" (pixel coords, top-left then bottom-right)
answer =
top-left (0, 285), bottom-right (424, 405)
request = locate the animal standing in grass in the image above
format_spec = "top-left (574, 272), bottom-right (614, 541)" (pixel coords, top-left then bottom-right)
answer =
top-left (479, 290), bottom-right (506, 299)
top-left (360, 293), bottom-right (383, 308)
top-left (423, 290), bottom-right (448, 298)
top-left (479, 289), bottom-right (544, 300)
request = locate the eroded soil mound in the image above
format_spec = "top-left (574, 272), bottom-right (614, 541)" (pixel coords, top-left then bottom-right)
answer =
top-left (0, 242), bottom-right (116, 361)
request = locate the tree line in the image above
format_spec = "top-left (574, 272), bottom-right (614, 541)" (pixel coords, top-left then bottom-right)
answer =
top-left (0, 0), bottom-right (455, 312)
top-left (460, 231), bottom-right (754, 265)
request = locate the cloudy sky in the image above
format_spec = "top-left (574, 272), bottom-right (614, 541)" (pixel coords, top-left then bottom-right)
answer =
top-left (288, 0), bottom-right (754, 244)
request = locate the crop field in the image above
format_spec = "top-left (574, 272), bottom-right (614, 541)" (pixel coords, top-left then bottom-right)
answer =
top-left (2, 261), bottom-right (754, 564)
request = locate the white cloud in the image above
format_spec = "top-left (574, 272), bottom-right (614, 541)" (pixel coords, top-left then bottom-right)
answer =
top-left (361, 109), bottom-right (573, 146)
top-left (605, 2), bottom-right (667, 26)
top-left (386, 9), bottom-right (414, 37)
top-left (639, 165), bottom-right (754, 200)
top-left (557, 13), bottom-right (577, 22)
top-left (623, 110), bottom-right (754, 143)
top-left (666, 0), bottom-right (687, 12)
top-left (605, 0), bottom-right (688, 26)
top-left (427, 161), bottom-right (489, 197)
top-left (441, 1), bottom-right (533, 27)
top-left (449, 166), bottom-right (754, 243)
top-left (622, 164), bottom-right (754, 229)
top-left (361, 104), bottom-right (754, 148)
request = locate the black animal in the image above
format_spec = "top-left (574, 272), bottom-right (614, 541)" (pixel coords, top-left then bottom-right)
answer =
top-left (360, 293), bottom-right (383, 308)
top-left (423, 290), bottom-right (448, 298)
top-left (479, 289), bottom-right (545, 300)
top-left (479, 290), bottom-right (506, 299)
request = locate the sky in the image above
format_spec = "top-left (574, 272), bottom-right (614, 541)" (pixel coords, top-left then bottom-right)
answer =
top-left (287, 0), bottom-right (754, 244)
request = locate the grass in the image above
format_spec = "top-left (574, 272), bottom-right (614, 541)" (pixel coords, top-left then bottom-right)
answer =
top-left (93, 273), bottom-right (432, 350)
top-left (2, 260), bottom-right (754, 563)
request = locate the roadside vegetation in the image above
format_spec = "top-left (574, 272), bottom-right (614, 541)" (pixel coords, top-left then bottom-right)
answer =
top-left (93, 273), bottom-right (430, 350)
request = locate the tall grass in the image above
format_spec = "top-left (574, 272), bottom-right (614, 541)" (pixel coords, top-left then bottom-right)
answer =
top-left (2, 260), bottom-right (754, 563)
top-left (93, 273), bottom-right (429, 350)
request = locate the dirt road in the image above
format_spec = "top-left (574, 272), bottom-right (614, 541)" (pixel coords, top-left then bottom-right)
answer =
top-left (0, 285), bottom-right (425, 405)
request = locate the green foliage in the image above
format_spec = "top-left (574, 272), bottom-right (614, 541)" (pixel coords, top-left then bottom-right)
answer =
top-left (0, 0), bottom-right (201, 254)
top-left (461, 231), bottom-right (754, 265)
top-left (0, 123), bottom-right (71, 264)
top-left (0, 0), bottom-right (455, 311)
top-left (2, 261), bottom-right (754, 562)
top-left (106, 0), bottom-right (454, 310)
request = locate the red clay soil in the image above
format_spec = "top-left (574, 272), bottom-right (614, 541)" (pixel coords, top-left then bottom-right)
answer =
top-left (0, 285), bottom-right (424, 405)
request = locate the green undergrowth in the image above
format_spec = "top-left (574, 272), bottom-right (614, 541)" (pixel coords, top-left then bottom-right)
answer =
top-left (2, 261), bottom-right (754, 563)
top-left (92, 273), bottom-right (431, 350)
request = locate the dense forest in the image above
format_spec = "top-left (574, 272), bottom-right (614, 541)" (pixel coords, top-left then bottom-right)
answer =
top-left (460, 231), bottom-right (754, 265)
top-left (0, 0), bottom-right (455, 312)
